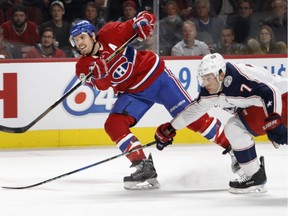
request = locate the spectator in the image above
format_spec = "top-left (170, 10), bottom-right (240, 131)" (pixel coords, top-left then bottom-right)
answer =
top-left (117, 0), bottom-right (138, 22)
top-left (171, 20), bottom-right (210, 56)
top-left (246, 37), bottom-right (264, 54)
top-left (210, 25), bottom-right (247, 55)
top-left (159, 0), bottom-right (183, 56)
top-left (247, 24), bottom-right (282, 54)
top-left (26, 26), bottom-right (65, 58)
top-left (263, 0), bottom-right (287, 44)
top-left (257, 24), bottom-right (282, 54)
top-left (275, 41), bottom-right (288, 54)
top-left (39, 0), bottom-right (72, 57)
top-left (0, 26), bottom-right (22, 58)
top-left (82, 1), bottom-right (106, 31)
top-left (105, 0), bottom-right (153, 21)
top-left (1, 4), bottom-right (40, 57)
top-left (226, 0), bottom-right (260, 43)
top-left (4, 1), bottom-right (43, 25)
top-left (160, 0), bottom-right (192, 19)
top-left (192, 0), bottom-right (224, 47)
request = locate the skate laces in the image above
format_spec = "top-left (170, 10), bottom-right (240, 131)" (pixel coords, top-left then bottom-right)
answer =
top-left (232, 174), bottom-right (251, 184)
top-left (131, 160), bottom-right (144, 176)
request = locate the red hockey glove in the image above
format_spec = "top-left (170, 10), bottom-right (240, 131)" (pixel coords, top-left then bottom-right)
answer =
top-left (133, 12), bottom-right (155, 41)
top-left (263, 113), bottom-right (287, 145)
top-left (155, 123), bottom-right (176, 151)
top-left (89, 57), bottom-right (109, 79)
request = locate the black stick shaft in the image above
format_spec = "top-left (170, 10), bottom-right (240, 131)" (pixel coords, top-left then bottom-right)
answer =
top-left (2, 140), bottom-right (156, 189)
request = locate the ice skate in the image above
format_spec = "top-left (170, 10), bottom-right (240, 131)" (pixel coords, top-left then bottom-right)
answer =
top-left (223, 146), bottom-right (244, 177)
top-left (124, 153), bottom-right (160, 190)
top-left (229, 156), bottom-right (267, 194)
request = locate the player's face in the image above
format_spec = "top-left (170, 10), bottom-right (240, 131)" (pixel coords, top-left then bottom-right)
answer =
top-left (73, 33), bottom-right (96, 55)
top-left (201, 73), bottom-right (221, 94)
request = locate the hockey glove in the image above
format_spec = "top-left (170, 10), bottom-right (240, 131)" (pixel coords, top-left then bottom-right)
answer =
top-left (89, 57), bottom-right (109, 79)
top-left (264, 113), bottom-right (287, 145)
top-left (155, 122), bottom-right (176, 151)
top-left (133, 12), bottom-right (155, 41)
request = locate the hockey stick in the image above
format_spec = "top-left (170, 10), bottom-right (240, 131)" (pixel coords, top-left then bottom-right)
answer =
top-left (2, 140), bottom-right (156, 189)
top-left (0, 34), bottom-right (138, 133)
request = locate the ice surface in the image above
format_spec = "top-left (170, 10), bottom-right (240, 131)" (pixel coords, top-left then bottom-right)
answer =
top-left (0, 143), bottom-right (287, 216)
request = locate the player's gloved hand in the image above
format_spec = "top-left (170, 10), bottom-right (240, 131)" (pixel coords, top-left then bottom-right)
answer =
top-left (133, 12), bottom-right (155, 41)
top-left (89, 57), bottom-right (108, 79)
top-left (264, 113), bottom-right (287, 145)
top-left (155, 122), bottom-right (176, 150)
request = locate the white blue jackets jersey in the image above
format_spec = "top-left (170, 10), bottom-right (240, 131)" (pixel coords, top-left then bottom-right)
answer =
top-left (172, 62), bottom-right (288, 130)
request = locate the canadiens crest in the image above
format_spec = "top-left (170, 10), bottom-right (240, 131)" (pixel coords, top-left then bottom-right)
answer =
top-left (223, 76), bottom-right (232, 87)
top-left (110, 56), bottom-right (133, 84)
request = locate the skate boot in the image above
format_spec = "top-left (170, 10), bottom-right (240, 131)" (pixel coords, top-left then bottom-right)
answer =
top-left (124, 153), bottom-right (160, 190)
top-left (229, 156), bottom-right (267, 194)
top-left (222, 146), bottom-right (244, 177)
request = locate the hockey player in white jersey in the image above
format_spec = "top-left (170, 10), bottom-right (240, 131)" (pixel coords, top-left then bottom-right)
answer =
top-left (155, 53), bottom-right (287, 193)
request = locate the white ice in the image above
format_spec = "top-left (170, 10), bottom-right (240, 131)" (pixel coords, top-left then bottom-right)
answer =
top-left (0, 143), bottom-right (287, 216)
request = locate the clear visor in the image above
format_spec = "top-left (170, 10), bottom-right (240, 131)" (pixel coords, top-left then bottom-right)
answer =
top-left (69, 36), bottom-right (76, 47)
top-left (69, 32), bottom-right (90, 47)
top-left (197, 72), bottom-right (219, 87)
top-left (197, 74), bottom-right (205, 87)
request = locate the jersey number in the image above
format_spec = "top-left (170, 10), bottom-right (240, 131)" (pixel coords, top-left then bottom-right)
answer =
top-left (240, 84), bottom-right (252, 92)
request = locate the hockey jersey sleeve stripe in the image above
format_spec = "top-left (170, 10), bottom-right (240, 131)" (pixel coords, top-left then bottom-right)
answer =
top-left (128, 54), bottom-right (160, 90)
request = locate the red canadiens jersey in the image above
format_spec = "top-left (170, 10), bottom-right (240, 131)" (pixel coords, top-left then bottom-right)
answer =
top-left (75, 15), bottom-right (165, 93)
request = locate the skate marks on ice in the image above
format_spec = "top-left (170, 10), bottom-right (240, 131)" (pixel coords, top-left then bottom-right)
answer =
top-left (0, 143), bottom-right (286, 216)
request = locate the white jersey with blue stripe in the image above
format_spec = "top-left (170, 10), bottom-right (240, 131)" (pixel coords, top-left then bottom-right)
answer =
top-left (172, 62), bottom-right (288, 130)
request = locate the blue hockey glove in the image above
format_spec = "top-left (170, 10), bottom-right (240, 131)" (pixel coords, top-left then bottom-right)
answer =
top-left (264, 113), bottom-right (287, 145)
top-left (155, 123), bottom-right (176, 150)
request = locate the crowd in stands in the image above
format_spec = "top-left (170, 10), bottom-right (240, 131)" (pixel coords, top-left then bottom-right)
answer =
top-left (0, 0), bottom-right (287, 59)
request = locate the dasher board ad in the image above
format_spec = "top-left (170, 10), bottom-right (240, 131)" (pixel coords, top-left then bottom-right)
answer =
top-left (0, 56), bottom-right (287, 131)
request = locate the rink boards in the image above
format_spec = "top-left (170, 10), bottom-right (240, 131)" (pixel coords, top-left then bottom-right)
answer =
top-left (0, 55), bottom-right (287, 148)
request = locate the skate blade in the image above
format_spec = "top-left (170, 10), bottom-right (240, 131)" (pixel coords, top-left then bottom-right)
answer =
top-left (229, 184), bottom-right (267, 194)
top-left (124, 178), bottom-right (160, 190)
top-left (272, 141), bottom-right (280, 149)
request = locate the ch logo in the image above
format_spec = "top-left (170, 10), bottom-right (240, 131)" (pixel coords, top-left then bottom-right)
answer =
top-left (110, 56), bottom-right (133, 84)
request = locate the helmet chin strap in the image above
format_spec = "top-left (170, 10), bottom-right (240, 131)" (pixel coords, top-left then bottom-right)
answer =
top-left (87, 41), bottom-right (97, 56)
top-left (215, 78), bottom-right (223, 93)
top-left (215, 71), bottom-right (224, 93)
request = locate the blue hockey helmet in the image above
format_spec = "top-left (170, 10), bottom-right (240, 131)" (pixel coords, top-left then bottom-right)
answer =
top-left (69, 20), bottom-right (97, 47)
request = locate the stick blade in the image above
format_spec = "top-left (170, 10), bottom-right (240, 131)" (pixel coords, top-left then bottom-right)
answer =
top-left (0, 125), bottom-right (29, 133)
top-left (2, 185), bottom-right (32, 190)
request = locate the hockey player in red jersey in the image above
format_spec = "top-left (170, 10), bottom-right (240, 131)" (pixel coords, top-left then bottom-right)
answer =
top-left (69, 12), bottom-right (235, 190)
top-left (155, 53), bottom-right (287, 193)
